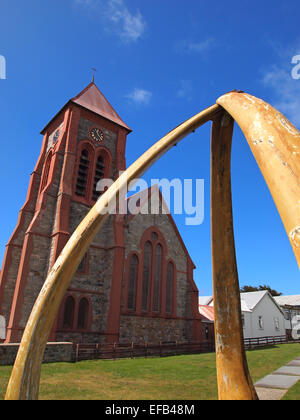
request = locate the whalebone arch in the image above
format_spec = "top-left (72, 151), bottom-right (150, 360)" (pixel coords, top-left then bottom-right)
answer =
top-left (5, 91), bottom-right (300, 400)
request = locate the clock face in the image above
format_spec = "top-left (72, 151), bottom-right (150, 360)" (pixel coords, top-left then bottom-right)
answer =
top-left (90, 127), bottom-right (104, 143)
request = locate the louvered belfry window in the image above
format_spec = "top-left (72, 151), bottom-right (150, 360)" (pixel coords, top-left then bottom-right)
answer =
top-left (127, 254), bottom-right (139, 310)
top-left (153, 244), bottom-right (162, 312)
top-left (166, 262), bottom-right (174, 314)
top-left (141, 241), bottom-right (152, 312)
top-left (92, 154), bottom-right (105, 201)
top-left (75, 149), bottom-right (90, 197)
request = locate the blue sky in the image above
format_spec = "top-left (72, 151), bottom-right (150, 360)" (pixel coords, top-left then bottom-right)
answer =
top-left (0, 0), bottom-right (299, 296)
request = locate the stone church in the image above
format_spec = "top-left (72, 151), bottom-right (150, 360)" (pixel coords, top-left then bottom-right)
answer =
top-left (0, 82), bottom-right (203, 344)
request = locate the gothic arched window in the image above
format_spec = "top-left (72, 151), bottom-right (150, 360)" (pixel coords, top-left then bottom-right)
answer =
top-left (141, 241), bottom-right (152, 312)
top-left (166, 261), bottom-right (175, 314)
top-left (127, 254), bottom-right (139, 311)
top-left (75, 149), bottom-right (90, 197)
top-left (77, 298), bottom-right (89, 330)
top-left (153, 244), bottom-right (163, 312)
top-left (92, 154), bottom-right (106, 201)
top-left (63, 296), bottom-right (75, 329)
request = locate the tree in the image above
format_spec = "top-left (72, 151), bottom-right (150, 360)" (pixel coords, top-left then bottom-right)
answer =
top-left (240, 284), bottom-right (282, 297)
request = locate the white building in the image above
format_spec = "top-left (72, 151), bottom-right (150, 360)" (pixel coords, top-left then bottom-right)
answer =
top-left (274, 295), bottom-right (300, 339)
top-left (199, 291), bottom-right (286, 339)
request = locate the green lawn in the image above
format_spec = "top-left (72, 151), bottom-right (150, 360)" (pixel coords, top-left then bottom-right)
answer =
top-left (283, 377), bottom-right (300, 400)
top-left (0, 343), bottom-right (299, 400)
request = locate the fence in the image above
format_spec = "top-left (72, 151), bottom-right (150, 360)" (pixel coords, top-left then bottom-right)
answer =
top-left (72, 334), bottom-right (300, 362)
top-left (243, 335), bottom-right (294, 350)
top-left (73, 340), bottom-right (215, 362)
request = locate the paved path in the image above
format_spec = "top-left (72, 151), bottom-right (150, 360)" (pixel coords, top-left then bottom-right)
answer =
top-left (255, 356), bottom-right (300, 400)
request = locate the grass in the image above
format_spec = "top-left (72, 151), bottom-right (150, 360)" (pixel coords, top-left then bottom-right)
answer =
top-left (0, 343), bottom-right (299, 400)
top-left (283, 376), bottom-right (300, 400)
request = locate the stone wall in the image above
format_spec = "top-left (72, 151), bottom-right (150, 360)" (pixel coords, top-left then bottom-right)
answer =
top-left (0, 342), bottom-right (74, 366)
top-left (119, 315), bottom-right (194, 343)
top-left (59, 203), bottom-right (116, 342)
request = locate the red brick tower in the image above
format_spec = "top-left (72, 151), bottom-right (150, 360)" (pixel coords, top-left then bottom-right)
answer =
top-left (0, 82), bottom-right (132, 343)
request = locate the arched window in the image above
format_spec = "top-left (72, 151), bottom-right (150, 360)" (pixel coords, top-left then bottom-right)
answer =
top-left (75, 149), bottom-right (90, 197)
top-left (92, 154), bottom-right (106, 201)
top-left (153, 244), bottom-right (162, 312)
top-left (127, 254), bottom-right (139, 310)
top-left (41, 152), bottom-right (52, 191)
top-left (63, 296), bottom-right (75, 329)
top-left (141, 241), bottom-right (152, 312)
top-left (166, 262), bottom-right (174, 314)
top-left (77, 298), bottom-right (89, 330)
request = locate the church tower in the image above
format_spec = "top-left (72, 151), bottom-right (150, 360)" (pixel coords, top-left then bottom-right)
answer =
top-left (0, 82), bottom-right (132, 343)
top-left (0, 81), bottom-right (204, 346)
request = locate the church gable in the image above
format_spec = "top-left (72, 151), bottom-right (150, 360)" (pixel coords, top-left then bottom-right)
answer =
top-left (119, 186), bottom-right (200, 343)
top-left (124, 185), bottom-right (193, 267)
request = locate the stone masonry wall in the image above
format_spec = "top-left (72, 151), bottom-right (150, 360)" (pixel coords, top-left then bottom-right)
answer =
top-left (0, 342), bottom-right (73, 366)
top-left (119, 316), bottom-right (194, 343)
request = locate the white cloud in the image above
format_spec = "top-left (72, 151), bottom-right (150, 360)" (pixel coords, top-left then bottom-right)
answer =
top-left (262, 56), bottom-right (300, 128)
top-left (177, 80), bottom-right (193, 101)
top-left (126, 88), bottom-right (152, 105)
top-left (75, 0), bottom-right (146, 43)
top-left (175, 38), bottom-right (215, 55)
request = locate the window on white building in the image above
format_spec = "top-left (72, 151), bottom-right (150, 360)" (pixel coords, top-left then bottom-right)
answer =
top-left (274, 317), bottom-right (280, 331)
top-left (241, 314), bottom-right (245, 328)
top-left (258, 316), bottom-right (264, 330)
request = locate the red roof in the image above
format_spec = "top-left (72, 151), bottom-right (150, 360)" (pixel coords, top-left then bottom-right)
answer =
top-left (199, 305), bottom-right (214, 322)
top-left (41, 82), bottom-right (132, 134)
top-left (71, 82), bottom-right (132, 132)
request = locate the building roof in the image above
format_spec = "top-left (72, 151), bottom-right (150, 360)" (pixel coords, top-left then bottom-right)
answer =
top-left (198, 305), bottom-right (214, 322)
top-left (240, 298), bottom-right (252, 313)
top-left (41, 82), bottom-right (132, 134)
top-left (274, 295), bottom-right (300, 307)
top-left (198, 296), bottom-right (213, 306)
top-left (198, 290), bottom-right (284, 318)
top-left (240, 291), bottom-right (268, 311)
top-left (71, 82), bottom-right (132, 132)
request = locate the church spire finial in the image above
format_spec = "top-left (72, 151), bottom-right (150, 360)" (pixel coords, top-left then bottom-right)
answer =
top-left (91, 67), bottom-right (97, 83)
